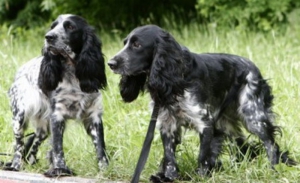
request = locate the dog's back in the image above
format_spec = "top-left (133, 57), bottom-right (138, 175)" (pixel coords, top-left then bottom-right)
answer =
top-left (186, 53), bottom-right (273, 130)
top-left (191, 53), bottom-right (262, 82)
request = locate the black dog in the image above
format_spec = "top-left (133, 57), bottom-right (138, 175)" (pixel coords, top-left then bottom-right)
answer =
top-left (6, 14), bottom-right (108, 176)
top-left (108, 25), bottom-right (296, 182)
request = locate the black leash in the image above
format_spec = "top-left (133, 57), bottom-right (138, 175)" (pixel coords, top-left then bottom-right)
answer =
top-left (131, 102), bottom-right (160, 183)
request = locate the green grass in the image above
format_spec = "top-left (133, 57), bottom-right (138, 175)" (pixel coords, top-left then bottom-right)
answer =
top-left (0, 23), bottom-right (300, 182)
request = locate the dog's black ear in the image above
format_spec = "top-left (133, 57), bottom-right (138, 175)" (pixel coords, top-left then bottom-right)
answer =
top-left (119, 74), bottom-right (147, 102)
top-left (76, 26), bottom-right (107, 92)
top-left (38, 48), bottom-right (63, 94)
top-left (148, 31), bottom-right (186, 105)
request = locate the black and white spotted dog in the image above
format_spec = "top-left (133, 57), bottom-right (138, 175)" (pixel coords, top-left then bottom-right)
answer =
top-left (108, 25), bottom-right (297, 182)
top-left (5, 14), bottom-right (108, 177)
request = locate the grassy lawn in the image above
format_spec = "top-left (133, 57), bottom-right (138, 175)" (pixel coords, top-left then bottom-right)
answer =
top-left (0, 23), bottom-right (300, 182)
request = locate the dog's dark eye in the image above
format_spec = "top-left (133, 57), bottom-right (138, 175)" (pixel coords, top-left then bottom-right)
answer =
top-left (66, 25), bottom-right (75, 30)
top-left (64, 21), bottom-right (75, 30)
top-left (132, 41), bottom-right (141, 48)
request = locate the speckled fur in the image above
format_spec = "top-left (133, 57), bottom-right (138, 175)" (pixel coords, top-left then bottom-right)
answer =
top-left (109, 25), bottom-right (297, 182)
top-left (6, 14), bottom-right (108, 176)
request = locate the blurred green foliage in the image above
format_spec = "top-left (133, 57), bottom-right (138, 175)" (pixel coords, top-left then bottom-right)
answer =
top-left (0, 0), bottom-right (196, 30)
top-left (196, 0), bottom-right (300, 31)
top-left (0, 0), bottom-right (300, 31)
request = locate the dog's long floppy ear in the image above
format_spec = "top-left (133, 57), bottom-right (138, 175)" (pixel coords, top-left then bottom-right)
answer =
top-left (75, 26), bottom-right (107, 93)
top-left (38, 49), bottom-right (63, 94)
top-left (119, 73), bottom-right (147, 102)
top-left (148, 30), bottom-right (186, 106)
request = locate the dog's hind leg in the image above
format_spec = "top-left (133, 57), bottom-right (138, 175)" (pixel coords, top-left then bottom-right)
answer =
top-left (25, 120), bottom-right (49, 165)
top-left (241, 112), bottom-right (280, 167)
top-left (4, 111), bottom-right (26, 171)
top-left (239, 74), bottom-right (296, 167)
top-left (240, 113), bottom-right (297, 167)
top-left (84, 116), bottom-right (109, 170)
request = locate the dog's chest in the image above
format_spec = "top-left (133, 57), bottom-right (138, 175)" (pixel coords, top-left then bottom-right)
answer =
top-left (50, 75), bottom-right (100, 119)
top-left (156, 91), bottom-right (211, 134)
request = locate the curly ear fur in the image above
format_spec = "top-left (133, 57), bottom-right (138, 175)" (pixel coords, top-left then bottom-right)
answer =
top-left (38, 50), bottom-right (63, 94)
top-left (148, 31), bottom-right (186, 105)
top-left (120, 73), bottom-right (147, 102)
top-left (75, 26), bottom-right (107, 92)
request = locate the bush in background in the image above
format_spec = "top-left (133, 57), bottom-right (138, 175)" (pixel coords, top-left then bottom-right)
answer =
top-left (0, 0), bottom-right (50, 27)
top-left (0, 0), bottom-right (196, 30)
top-left (196, 0), bottom-right (300, 31)
top-left (0, 0), bottom-right (300, 32)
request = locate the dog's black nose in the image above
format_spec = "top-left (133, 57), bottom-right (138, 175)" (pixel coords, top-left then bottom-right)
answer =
top-left (108, 59), bottom-right (118, 70)
top-left (45, 33), bottom-right (57, 42)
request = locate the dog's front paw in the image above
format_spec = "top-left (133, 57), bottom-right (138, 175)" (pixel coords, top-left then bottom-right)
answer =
top-left (2, 165), bottom-right (19, 171)
top-left (2, 162), bottom-right (20, 171)
top-left (98, 157), bottom-right (109, 170)
top-left (1, 162), bottom-right (11, 167)
top-left (164, 164), bottom-right (179, 180)
top-left (150, 172), bottom-right (175, 183)
top-left (44, 167), bottom-right (74, 177)
top-left (149, 167), bottom-right (179, 183)
top-left (3, 167), bottom-right (19, 171)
